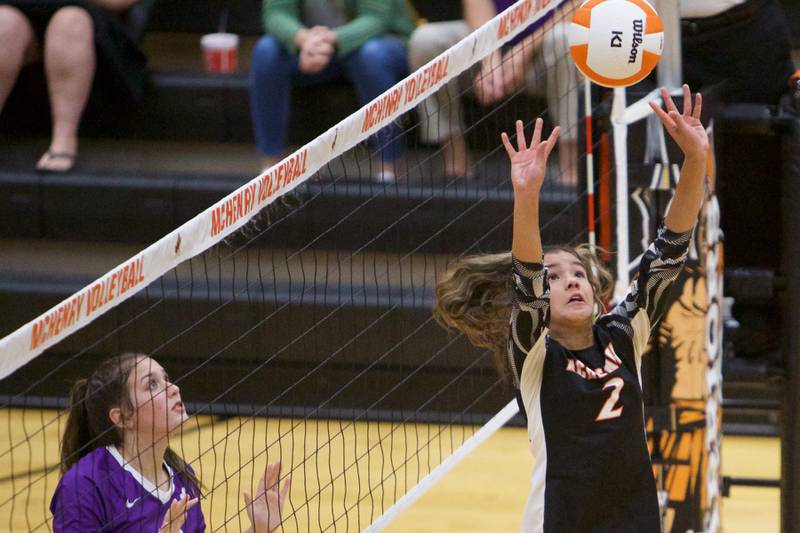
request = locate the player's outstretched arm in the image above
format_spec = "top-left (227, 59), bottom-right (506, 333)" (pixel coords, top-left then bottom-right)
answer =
top-left (502, 118), bottom-right (561, 376)
top-left (649, 84), bottom-right (709, 233)
top-left (606, 85), bottom-right (708, 332)
top-left (501, 117), bottom-right (560, 263)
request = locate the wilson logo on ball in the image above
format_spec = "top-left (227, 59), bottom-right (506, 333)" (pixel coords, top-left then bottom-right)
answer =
top-left (568, 0), bottom-right (664, 88)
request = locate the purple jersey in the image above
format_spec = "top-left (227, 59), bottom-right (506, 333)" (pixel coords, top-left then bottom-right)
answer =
top-left (50, 446), bottom-right (205, 533)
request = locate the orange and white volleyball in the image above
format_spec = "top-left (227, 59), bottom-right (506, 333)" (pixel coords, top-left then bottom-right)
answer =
top-left (568, 0), bottom-right (663, 88)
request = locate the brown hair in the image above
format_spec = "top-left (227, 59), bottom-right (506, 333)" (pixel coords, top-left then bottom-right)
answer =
top-left (434, 245), bottom-right (614, 375)
top-left (60, 353), bottom-right (202, 494)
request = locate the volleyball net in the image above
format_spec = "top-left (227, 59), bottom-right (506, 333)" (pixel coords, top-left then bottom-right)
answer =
top-left (0, 0), bottom-right (721, 531)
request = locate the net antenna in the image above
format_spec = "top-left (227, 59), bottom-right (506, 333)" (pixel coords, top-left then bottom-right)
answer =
top-left (655, 0), bottom-right (682, 91)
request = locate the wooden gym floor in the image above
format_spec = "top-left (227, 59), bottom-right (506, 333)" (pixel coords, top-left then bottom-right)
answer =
top-left (0, 408), bottom-right (779, 532)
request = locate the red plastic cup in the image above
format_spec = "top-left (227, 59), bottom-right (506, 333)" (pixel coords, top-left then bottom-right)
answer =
top-left (201, 33), bottom-right (239, 73)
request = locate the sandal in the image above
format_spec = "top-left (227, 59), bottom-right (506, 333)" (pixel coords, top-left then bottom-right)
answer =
top-left (36, 150), bottom-right (77, 173)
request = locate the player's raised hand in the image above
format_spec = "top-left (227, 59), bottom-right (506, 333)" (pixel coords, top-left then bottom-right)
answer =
top-left (159, 494), bottom-right (199, 533)
top-left (649, 84), bottom-right (709, 161)
top-left (244, 462), bottom-right (291, 533)
top-left (501, 118), bottom-right (560, 197)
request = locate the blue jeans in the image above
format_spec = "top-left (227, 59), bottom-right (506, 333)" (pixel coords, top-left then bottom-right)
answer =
top-left (249, 35), bottom-right (408, 161)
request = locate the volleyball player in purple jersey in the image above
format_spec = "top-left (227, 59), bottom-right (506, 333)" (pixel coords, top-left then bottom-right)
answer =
top-left (435, 85), bottom-right (708, 532)
top-left (50, 353), bottom-right (291, 532)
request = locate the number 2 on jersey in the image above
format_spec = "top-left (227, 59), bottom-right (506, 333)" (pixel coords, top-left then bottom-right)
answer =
top-left (595, 377), bottom-right (625, 421)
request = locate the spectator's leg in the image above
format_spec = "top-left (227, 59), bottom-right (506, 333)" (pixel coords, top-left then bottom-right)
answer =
top-left (343, 37), bottom-right (408, 180)
top-left (249, 35), bottom-right (298, 169)
top-left (0, 6), bottom-right (34, 112)
top-left (408, 21), bottom-right (472, 178)
top-left (37, 6), bottom-right (95, 172)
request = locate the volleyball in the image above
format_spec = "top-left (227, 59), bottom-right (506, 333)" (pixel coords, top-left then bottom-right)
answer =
top-left (568, 0), bottom-right (664, 88)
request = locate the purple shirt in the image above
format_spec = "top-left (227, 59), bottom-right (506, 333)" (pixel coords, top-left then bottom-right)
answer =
top-left (50, 446), bottom-right (205, 533)
top-left (494, 0), bottom-right (538, 47)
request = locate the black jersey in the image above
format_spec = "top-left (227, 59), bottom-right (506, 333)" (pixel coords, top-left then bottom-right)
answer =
top-left (508, 224), bottom-right (692, 533)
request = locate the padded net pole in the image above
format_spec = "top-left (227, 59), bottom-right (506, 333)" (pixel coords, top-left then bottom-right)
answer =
top-left (780, 108), bottom-right (800, 533)
top-left (655, 0), bottom-right (682, 91)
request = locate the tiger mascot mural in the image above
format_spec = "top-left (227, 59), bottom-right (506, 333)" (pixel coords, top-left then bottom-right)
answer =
top-left (642, 127), bottom-right (723, 533)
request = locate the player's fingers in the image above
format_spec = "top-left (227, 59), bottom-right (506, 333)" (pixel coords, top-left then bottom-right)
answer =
top-left (280, 476), bottom-right (292, 505)
top-left (531, 117), bottom-right (543, 148)
top-left (256, 472), bottom-right (267, 500)
top-left (516, 120), bottom-right (528, 152)
top-left (170, 495), bottom-right (187, 513)
top-left (266, 462), bottom-right (280, 491)
top-left (515, 120), bottom-right (527, 151)
top-left (682, 84), bottom-right (691, 116)
top-left (692, 92), bottom-right (702, 120)
top-left (649, 100), bottom-right (676, 130)
top-left (179, 496), bottom-right (191, 514)
top-left (661, 86), bottom-right (678, 114)
top-left (547, 125), bottom-right (561, 144)
top-left (501, 132), bottom-right (516, 158)
top-left (166, 497), bottom-right (188, 529)
top-left (667, 110), bottom-right (685, 132)
top-left (243, 491), bottom-right (255, 521)
top-left (543, 126), bottom-right (561, 156)
top-left (186, 498), bottom-right (199, 512)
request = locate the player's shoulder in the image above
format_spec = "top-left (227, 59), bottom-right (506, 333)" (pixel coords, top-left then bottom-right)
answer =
top-left (59, 446), bottom-right (117, 486)
top-left (52, 446), bottom-right (119, 514)
top-left (595, 317), bottom-right (638, 358)
top-left (172, 463), bottom-right (201, 499)
top-left (596, 312), bottom-right (633, 336)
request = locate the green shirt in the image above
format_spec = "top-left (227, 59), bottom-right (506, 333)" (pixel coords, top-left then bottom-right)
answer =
top-left (262, 0), bottom-right (417, 57)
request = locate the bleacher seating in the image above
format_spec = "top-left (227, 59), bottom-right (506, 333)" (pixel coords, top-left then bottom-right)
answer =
top-left (1, 0), bottom-right (799, 432)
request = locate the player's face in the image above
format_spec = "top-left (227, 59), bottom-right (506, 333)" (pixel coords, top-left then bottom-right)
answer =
top-left (544, 250), bottom-right (595, 327)
top-left (126, 357), bottom-right (188, 442)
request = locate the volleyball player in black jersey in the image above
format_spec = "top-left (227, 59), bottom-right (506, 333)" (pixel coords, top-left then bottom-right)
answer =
top-left (435, 85), bottom-right (708, 532)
